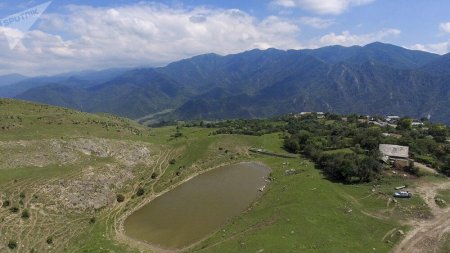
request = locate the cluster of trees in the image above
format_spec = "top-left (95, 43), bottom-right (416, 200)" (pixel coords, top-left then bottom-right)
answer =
top-left (184, 113), bottom-right (449, 180)
top-left (395, 123), bottom-right (449, 175)
top-left (209, 119), bottom-right (284, 136)
top-left (284, 118), bottom-right (384, 152)
top-left (283, 118), bottom-right (385, 183)
top-left (318, 153), bottom-right (382, 183)
top-left (284, 115), bottom-right (449, 181)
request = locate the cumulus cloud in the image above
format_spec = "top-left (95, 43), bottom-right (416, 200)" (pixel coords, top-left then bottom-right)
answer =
top-left (408, 22), bottom-right (450, 54)
top-left (300, 17), bottom-right (334, 29)
top-left (0, 3), bottom-right (302, 75)
top-left (439, 22), bottom-right (450, 33)
top-left (410, 42), bottom-right (449, 55)
top-left (313, 29), bottom-right (400, 47)
top-left (407, 22), bottom-right (450, 55)
top-left (272, 0), bottom-right (375, 15)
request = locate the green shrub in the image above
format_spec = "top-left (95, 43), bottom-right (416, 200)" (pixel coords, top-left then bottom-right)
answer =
top-left (441, 156), bottom-right (450, 176)
top-left (172, 132), bottom-right (183, 138)
top-left (415, 155), bottom-right (437, 167)
top-left (46, 237), bottom-right (53, 244)
top-left (116, 194), bottom-right (125, 203)
top-left (136, 187), bottom-right (145, 197)
top-left (21, 209), bottom-right (30, 219)
top-left (151, 172), bottom-right (159, 179)
top-left (2, 200), bottom-right (10, 207)
top-left (9, 206), bottom-right (19, 213)
top-left (7, 240), bottom-right (17, 249)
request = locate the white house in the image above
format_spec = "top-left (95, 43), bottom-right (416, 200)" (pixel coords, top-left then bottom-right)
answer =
top-left (379, 144), bottom-right (410, 168)
top-left (379, 144), bottom-right (409, 159)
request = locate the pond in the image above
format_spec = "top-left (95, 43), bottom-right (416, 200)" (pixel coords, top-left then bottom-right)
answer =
top-left (123, 162), bottom-right (271, 250)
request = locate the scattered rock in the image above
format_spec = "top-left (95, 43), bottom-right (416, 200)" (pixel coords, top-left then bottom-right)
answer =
top-left (0, 138), bottom-right (153, 169)
top-left (284, 168), bottom-right (301, 176)
top-left (38, 164), bottom-right (134, 211)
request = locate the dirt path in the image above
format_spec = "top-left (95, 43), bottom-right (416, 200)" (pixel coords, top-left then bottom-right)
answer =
top-left (393, 180), bottom-right (450, 253)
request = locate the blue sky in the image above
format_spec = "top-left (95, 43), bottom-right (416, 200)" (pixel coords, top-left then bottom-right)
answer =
top-left (0, 0), bottom-right (449, 75)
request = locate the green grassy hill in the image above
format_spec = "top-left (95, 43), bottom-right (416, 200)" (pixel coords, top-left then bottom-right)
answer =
top-left (0, 99), bottom-right (150, 141)
top-left (0, 99), bottom-right (447, 253)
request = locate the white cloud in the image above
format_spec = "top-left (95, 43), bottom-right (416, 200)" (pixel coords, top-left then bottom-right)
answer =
top-left (0, 3), bottom-right (302, 75)
top-left (439, 22), bottom-right (450, 33)
top-left (300, 17), bottom-right (334, 29)
top-left (272, 0), bottom-right (375, 15)
top-left (410, 42), bottom-right (449, 55)
top-left (311, 29), bottom-right (400, 47)
top-left (408, 22), bottom-right (450, 55)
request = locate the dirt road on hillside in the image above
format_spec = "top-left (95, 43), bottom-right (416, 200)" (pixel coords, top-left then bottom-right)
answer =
top-left (393, 180), bottom-right (450, 253)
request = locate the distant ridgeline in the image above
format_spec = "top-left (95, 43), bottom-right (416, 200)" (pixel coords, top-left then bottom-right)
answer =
top-left (1, 42), bottom-right (449, 124)
top-left (185, 112), bottom-right (450, 183)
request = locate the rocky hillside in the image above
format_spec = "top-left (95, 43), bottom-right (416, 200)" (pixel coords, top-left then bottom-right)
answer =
top-left (0, 99), bottom-right (158, 252)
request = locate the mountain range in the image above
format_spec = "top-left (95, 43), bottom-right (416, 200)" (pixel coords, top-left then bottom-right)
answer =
top-left (0, 74), bottom-right (28, 87)
top-left (1, 42), bottom-right (449, 124)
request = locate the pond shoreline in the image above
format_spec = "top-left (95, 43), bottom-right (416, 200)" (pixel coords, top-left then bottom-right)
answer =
top-left (115, 161), bottom-right (271, 253)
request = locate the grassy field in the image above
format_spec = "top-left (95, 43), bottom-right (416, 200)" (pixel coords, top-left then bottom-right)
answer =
top-left (435, 188), bottom-right (450, 208)
top-left (179, 131), bottom-right (429, 253)
top-left (0, 99), bottom-right (151, 141)
top-left (0, 99), bottom-right (444, 252)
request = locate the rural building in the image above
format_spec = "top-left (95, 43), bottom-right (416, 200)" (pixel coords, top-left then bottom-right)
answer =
top-left (379, 144), bottom-right (409, 159)
top-left (386, 116), bottom-right (400, 123)
top-left (369, 121), bottom-right (388, 127)
top-left (293, 112), bottom-right (325, 119)
top-left (412, 121), bottom-right (424, 127)
top-left (382, 133), bottom-right (402, 139)
top-left (379, 144), bottom-right (410, 168)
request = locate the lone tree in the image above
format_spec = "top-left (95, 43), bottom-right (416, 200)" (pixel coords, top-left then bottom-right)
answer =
top-left (397, 118), bottom-right (412, 130)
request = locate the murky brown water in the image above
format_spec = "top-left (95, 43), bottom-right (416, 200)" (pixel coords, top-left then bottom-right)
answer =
top-left (123, 162), bottom-right (270, 250)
